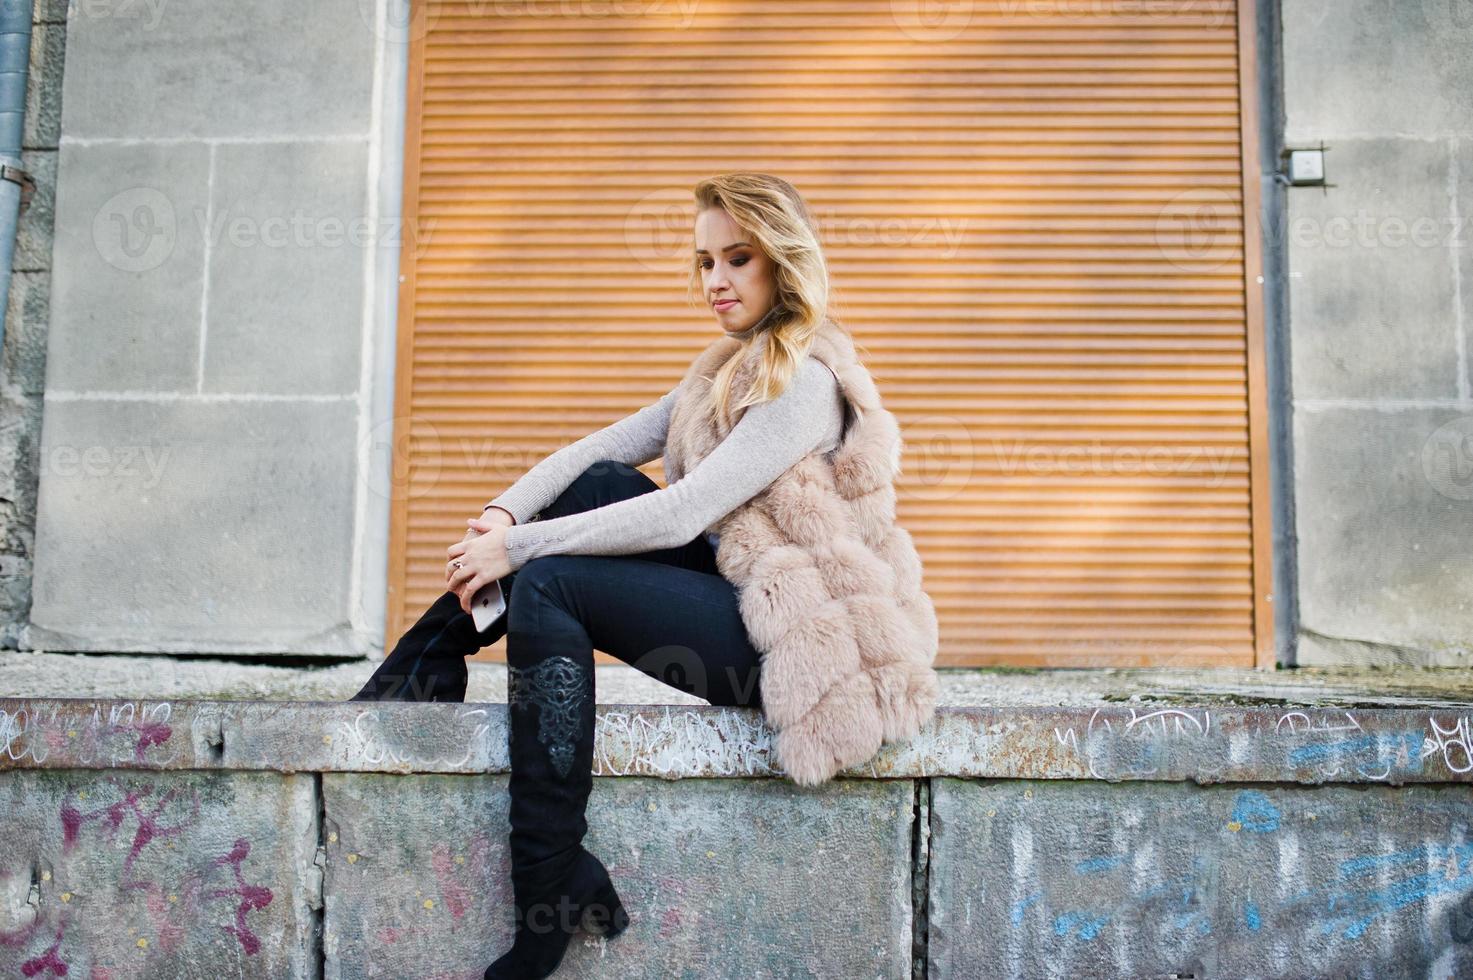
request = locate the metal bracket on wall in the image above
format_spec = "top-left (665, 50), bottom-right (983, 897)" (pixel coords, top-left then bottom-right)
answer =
top-left (1276, 142), bottom-right (1334, 191)
top-left (1, 163), bottom-right (36, 216)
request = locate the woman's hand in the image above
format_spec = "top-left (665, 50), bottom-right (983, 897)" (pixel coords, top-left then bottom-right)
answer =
top-left (447, 517), bottom-right (512, 613)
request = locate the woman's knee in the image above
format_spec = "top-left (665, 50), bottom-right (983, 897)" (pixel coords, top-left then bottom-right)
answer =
top-left (567, 458), bottom-right (657, 501)
top-left (508, 556), bottom-right (581, 630)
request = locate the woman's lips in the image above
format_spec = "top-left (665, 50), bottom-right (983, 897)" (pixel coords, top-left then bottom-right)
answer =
top-left (714, 299), bottom-right (739, 311)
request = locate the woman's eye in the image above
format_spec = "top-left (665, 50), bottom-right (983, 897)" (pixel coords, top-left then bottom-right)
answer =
top-left (698, 256), bottom-right (748, 270)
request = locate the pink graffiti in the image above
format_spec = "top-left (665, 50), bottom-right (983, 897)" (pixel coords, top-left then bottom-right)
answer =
top-left (430, 831), bottom-right (494, 922)
top-left (18, 924), bottom-right (67, 977)
top-left (204, 838), bottom-right (273, 955)
top-left (131, 721), bottom-right (172, 761)
top-left (59, 782), bottom-right (199, 888)
top-left (51, 784), bottom-right (273, 949)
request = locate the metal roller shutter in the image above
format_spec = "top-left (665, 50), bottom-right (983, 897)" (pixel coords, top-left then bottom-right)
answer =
top-left (389, 0), bottom-right (1273, 668)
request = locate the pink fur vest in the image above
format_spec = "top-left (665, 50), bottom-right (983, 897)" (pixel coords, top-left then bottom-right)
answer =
top-left (663, 316), bottom-right (940, 786)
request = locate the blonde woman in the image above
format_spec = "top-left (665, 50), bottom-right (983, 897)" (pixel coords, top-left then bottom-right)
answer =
top-left (350, 172), bottom-right (937, 979)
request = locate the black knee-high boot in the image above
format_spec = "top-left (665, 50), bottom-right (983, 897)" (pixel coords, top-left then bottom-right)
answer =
top-left (483, 632), bottom-right (628, 979)
top-left (348, 581), bottom-right (513, 703)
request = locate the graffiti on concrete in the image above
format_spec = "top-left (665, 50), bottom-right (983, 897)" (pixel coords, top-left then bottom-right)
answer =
top-left (1049, 707), bottom-right (1467, 783)
top-left (3, 699), bottom-right (1473, 785)
top-left (2, 701), bottom-right (179, 768)
top-left (0, 778), bottom-right (276, 975)
top-left (1006, 788), bottom-right (1473, 949)
top-left (593, 706), bottom-right (776, 778)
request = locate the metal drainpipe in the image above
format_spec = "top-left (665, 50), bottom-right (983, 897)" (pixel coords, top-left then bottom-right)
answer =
top-left (0, 0), bottom-right (37, 355)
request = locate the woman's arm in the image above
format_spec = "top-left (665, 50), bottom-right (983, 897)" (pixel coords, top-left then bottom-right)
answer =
top-left (482, 381), bottom-right (681, 525)
top-left (497, 356), bottom-right (844, 571)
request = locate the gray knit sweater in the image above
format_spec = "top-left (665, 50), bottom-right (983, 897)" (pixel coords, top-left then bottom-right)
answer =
top-left (484, 339), bottom-right (846, 572)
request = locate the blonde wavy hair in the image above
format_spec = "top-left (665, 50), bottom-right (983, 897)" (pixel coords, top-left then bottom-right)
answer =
top-left (685, 172), bottom-right (854, 424)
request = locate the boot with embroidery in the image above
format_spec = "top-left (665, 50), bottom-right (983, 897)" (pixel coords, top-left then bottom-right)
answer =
top-left (483, 640), bottom-right (628, 979)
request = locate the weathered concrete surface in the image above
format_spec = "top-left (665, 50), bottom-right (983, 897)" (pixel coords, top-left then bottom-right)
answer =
top-left (0, 769), bottom-right (319, 978)
top-left (26, 0), bottom-right (397, 658)
top-left (2, 696), bottom-right (1472, 978)
top-left (5, 654), bottom-right (1473, 709)
top-left (3, 698), bottom-right (1473, 785)
top-left (0, 0), bottom-right (70, 648)
top-left (1281, 0), bottom-right (1473, 668)
top-left (928, 779), bottom-right (1473, 980)
top-left (323, 774), bottom-right (913, 979)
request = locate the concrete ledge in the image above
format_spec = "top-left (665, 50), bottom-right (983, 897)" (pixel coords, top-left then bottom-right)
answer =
top-left (6, 653), bottom-right (1473, 708)
top-left (4, 697), bottom-right (1472, 977)
top-left (1, 698), bottom-right (1470, 785)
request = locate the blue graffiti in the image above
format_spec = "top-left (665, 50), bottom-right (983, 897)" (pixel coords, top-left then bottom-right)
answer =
top-left (1286, 731), bottom-right (1426, 775)
top-left (1243, 902), bottom-right (1261, 931)
top-left (1283, 841), bottom-right (1473, 940)
top-left (1340, 845), bottom-right (1428, 878)
top-left (1007, 796), bottom-right (1473, 948)
top-left (1230, 790), bottom-right (1280, 833)
top-left (1054, 910), bottom-right (1111, 940)
top-left (1010, 892), bottom-right (1042, 927)
top-left (1075, 854), bottom-right (1127, 874)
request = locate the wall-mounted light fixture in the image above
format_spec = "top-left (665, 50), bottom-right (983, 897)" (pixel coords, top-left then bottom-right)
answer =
top-left (1279, 143), bottom-right (1331, 188)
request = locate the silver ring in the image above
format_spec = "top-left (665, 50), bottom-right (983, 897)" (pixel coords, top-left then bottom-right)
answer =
top-left (451, 559), bottom-right (464, 569)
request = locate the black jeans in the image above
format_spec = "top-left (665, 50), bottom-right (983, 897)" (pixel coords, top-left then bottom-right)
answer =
top-left (350, 459), bottom-right (764, 709)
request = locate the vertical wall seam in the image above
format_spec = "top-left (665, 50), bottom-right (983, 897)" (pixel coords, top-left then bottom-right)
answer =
top-left (1256, 0), bottom-right (1299, 667)
top-left (312, 770), bottom-right (327, 980)
top-left (911, 778), bottom-right (932, 980)
top-left (348, 0), bottom-right (391, 642)
top-left (195, 141), bottom-right (215, 395)
top-left (1450, 136), bottom-right (1467, 402)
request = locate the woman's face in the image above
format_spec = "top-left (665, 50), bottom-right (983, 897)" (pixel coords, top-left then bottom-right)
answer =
top-left (695, 207), bottom-right (778, 335)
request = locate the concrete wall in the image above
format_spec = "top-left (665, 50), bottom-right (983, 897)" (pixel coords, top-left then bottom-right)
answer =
top-left (19, 0), bottom-right (408, 656)
top-left (1281, 0), bottom-right (1473, 666)
top-left (8, 0), bottom-right (1473, 670)
top-left (2, 699), bottom-right (1471, 978)
top-left (0, 0), bottom-right (69, 648)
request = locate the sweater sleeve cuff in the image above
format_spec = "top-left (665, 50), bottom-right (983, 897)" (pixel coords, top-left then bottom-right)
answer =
top-left (484, 486), bottom-right (540, 526)
top-left (502, 523), bottom-right (550, 572)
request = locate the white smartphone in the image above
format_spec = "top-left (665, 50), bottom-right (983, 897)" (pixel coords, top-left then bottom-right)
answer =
top-left (471, 579), bottom-right (506, 633)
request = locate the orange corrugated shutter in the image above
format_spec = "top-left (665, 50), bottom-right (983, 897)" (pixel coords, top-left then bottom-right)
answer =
top-left (389, 0), bottom-right (1273, 668)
